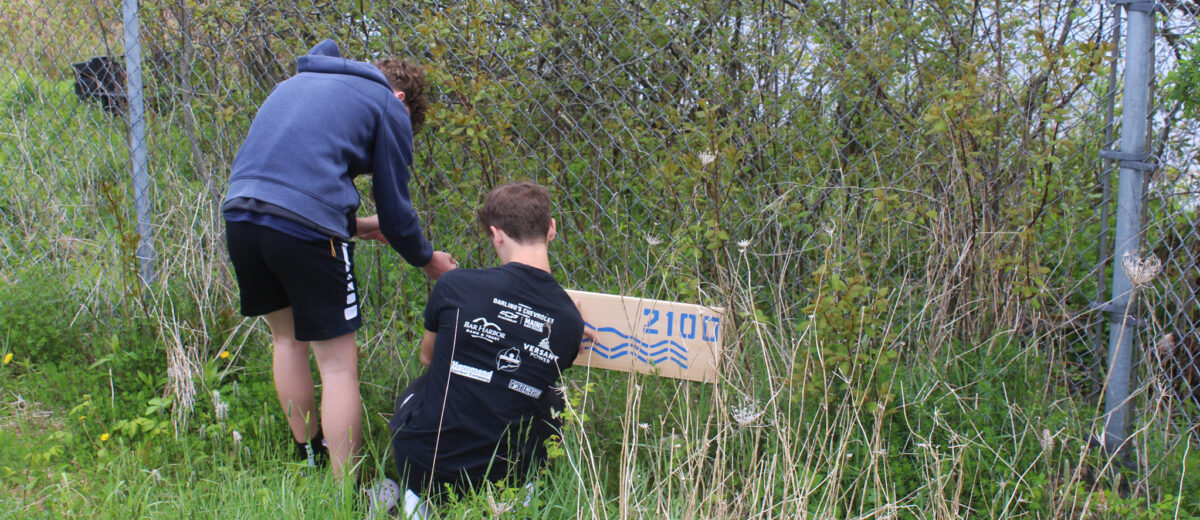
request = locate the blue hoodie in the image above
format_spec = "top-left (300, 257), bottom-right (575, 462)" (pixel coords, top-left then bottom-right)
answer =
top-left (223, 40), bottom-right (432, 267)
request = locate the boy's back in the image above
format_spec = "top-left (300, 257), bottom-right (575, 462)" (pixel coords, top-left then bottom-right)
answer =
top-left (390, 262), bottom-right (583, 483)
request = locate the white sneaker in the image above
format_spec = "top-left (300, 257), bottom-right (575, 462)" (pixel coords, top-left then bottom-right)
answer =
top-left (521, 481), bottom-right (536, 508)
top-left (366, 478), bottom-right (401, 519)
top-left (402, 488), bottom-right (429, 519)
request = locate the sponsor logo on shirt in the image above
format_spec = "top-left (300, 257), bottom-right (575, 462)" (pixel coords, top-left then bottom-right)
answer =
top-left (507, 379), bottom-right (543, 399)
top-left (523, 337), bottom-right (560, 364)
top-left (497, 310), bottom-right (521, 324)
top-left (496, 347), bottom-right (521, 372)
top-left (464, 317), bottom-right (506, 343)
top-left (492, 298), bottom-right (555, 326)
top-left (450, 360), bottom-right (493, 383)
top-left (522, 316), bottom-right (545, 333)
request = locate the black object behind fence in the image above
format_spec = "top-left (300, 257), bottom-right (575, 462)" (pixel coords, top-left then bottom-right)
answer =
top-left (71, 56), bottom-right (125, 115)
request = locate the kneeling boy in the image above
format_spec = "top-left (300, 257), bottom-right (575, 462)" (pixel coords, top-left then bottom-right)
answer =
top-left (388, 181), bottom-right (585, 504)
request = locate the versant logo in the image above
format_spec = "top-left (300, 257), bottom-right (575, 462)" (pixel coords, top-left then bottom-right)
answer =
top-left (523, 337), bottom-right (560, 364)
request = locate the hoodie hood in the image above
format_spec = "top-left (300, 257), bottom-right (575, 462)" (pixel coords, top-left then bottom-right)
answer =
top-left (295, 39), bottom-right (393, 91)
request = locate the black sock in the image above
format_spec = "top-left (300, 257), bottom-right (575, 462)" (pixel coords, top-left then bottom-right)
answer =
top-left (295, 429), bottom-right (329, 467)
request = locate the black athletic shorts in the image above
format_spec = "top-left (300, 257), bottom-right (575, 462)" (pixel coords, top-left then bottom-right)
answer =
top-left (388, 375), bottom-right (463, 497)
top-left (225, 220), bottom-right (361, 342)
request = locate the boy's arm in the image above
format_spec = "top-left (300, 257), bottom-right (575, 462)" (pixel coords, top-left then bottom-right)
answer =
top-left (573, 298), bottom-right (596, 357)
top-left (420, 274), bottom-right (449, 368)
top-left (419, 331), bottom-right (437, 368)
top-left (371, 98), bottom-right (434, 267)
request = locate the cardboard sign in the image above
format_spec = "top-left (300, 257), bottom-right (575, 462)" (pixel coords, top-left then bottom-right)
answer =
top-left (565, 289), bottom-right (723, 383)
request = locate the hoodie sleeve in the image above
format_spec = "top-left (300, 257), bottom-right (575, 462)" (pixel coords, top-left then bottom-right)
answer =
top-left (373, 100), bottom-right (434, 267)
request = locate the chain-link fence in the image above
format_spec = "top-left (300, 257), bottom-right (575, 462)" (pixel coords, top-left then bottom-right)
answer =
top-left (1, 0), bottom-right (1198, 459)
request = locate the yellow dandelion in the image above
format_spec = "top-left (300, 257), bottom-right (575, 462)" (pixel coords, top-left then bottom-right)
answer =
top-left (100, 433), bottom-right (110, 442)
top-left (3, 353), bottom-right (12, 365)
top-left (219, 351), bottom-right (230, 359)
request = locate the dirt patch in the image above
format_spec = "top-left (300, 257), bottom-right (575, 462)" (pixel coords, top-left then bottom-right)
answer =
top-left (0, 393), bottom-right (64, 437)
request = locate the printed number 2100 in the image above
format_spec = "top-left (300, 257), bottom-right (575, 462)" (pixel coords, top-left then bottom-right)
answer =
top-left (643, 309), bottom-right (719, 342)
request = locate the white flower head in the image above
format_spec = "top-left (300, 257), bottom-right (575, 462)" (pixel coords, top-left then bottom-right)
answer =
top-left (645, 234), bottom-right (662, 246)
top-left (212, 389), bottom-right (229, 422)
top-left (231, 430), bottom-right (243, 446)
top-left (487, 493), bottom-right (514, 516)
top-left (1121, 250), bottom-right (1162, 287)
top-left (737, 239), bottom-right (751, 253)
top-left (638, 422), bottom-right (650, 431)
top-left (730, 399), bottom-right (764, 427)
top-left (1039, 429), bottom-right (1054, 453)
top-left (698, 150), bottom-right (717, 166)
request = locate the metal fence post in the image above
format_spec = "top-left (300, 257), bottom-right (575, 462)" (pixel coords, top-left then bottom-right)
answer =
top-left (123, 0), bottom-right (155, 284)
top-left (1102, 1), bottom-right (1158, 455)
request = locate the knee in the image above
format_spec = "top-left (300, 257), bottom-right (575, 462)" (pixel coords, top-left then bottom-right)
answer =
top-left (272, 335), bottom-right (309, 352)
top-left (317, 363), bottom-right (360, 385)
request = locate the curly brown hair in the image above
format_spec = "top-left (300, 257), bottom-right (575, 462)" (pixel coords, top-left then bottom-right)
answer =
top-left (372, 58), bottom-right (430, 133)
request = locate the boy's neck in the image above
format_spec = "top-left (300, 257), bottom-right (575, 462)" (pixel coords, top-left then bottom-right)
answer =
top-left (498, 246), bottom-right (551, 273)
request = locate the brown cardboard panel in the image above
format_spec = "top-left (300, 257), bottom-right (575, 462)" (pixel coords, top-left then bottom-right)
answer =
top-left (566, 289), bottom-right (723, 383)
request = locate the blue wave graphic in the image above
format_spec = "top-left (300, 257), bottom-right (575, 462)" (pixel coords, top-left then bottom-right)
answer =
top-left (583, 322), bottom-right (689, 369)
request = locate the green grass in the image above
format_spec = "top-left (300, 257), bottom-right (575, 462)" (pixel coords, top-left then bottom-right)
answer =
top-left (1, 265), bottom-right (1197, 519)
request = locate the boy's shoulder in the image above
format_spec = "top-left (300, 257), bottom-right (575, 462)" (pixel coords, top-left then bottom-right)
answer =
top-left (430, 266), bottom-right (509, 297)
top-left (436, 265), bottom-right (499, 285)
top-left (439, 263), bottom-right (545, 283)
top-left (439, 264), bottom-right (574, 305)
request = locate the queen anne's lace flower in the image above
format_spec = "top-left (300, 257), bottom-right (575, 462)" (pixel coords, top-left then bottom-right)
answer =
top-left (730, 399), bottom-right (764, 427)
top-left (1121, 250), bottom-right (1162, 287)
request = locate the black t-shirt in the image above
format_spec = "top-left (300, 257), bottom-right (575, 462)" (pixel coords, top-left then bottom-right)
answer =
top-left (392, 262), bottom-right (584, 481)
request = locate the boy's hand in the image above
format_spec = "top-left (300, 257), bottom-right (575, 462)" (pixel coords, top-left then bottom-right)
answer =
top-left (574, 298), bottom-right (597, 355)
top-left (423, 251), bottom-right (457, 280)
top-left (354, 215), bottom-right (389, 244)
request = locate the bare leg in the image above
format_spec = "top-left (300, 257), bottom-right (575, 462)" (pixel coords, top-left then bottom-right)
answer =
top-left (263, 308), bottom-right (318, 443)
top-left (311, 331), bottom-right (361, 478)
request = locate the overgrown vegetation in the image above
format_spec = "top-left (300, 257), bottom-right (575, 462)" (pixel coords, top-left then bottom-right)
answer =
top-left (2, 0), bottom-right (1200, 518)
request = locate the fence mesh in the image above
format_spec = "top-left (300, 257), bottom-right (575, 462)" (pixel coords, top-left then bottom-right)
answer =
top-left (1141, 0), bottom-right (1200, 439)
top-left (1, 0), bottom-right (1197, 449)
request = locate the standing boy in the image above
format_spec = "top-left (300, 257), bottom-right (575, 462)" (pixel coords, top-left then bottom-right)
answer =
top-left (386, 181), bottom-right (585, 511)
top-left (223, 39), bottom-right (455, 477)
